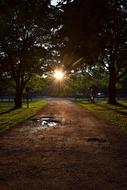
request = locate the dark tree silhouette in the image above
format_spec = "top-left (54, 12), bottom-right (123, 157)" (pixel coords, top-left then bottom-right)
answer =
top-left (99, 0), bottom-right (127, 104)
top-left (59, 0), bottom-right (127, 104)
top-left (0, 0), bottom-right (55, 108)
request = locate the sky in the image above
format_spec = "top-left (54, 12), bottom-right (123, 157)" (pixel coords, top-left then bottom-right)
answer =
top-left (51, 0), bottom-right (60, 6)
top-left (51, 0), bottom-right (74, 6)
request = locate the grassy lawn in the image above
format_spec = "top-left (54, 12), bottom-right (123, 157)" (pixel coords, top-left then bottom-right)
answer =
top-left (0, 101), bottom-right (47, 132)
top-left (77, 100), bottom-right (127, 130)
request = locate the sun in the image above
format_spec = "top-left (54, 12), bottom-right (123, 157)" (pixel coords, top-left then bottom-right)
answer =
top-left (53, 70), bottom-right (64, 80)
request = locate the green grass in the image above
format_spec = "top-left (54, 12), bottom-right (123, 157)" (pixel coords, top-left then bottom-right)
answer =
top-left (0, 101), bottom-right (47, 132)
top-left (77, 100), bottom-right (127, 130)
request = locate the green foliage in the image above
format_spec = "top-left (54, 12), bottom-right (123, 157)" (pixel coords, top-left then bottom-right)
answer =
top-left (69, 65), bottom-right (108, 95)
top-left (0, 101), bottom-right (47, 131)
top-left (27, 75), bottom-right (46, 92)
top-left (41, 65), bottom-right (109, 97)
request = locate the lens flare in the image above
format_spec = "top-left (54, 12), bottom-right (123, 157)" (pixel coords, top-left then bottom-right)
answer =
top-left (54, 70), bottom-right (64, 80)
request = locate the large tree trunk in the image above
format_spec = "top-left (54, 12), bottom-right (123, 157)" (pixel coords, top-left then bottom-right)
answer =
top-left (14, 90), bottom-right (23, 109)
top-left (14, 80), bottom-right (23, 109)
top-left (108, 63), bottom-right (117, 104)
top-left (14, 73), bottom-right (31, 109)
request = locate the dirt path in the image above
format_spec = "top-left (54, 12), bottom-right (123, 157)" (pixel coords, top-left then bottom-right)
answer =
top-left (0, 99), bottom-right (127, 190)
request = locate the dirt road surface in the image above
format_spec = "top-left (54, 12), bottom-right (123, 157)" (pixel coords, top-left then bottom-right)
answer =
top-left (0, 99), bottom-right (127, 190)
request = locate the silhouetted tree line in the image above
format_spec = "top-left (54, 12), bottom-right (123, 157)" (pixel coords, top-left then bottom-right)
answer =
top-left (58, 0), bottom-right (127, 104)
top-left (0, 0), bottom-right (127, 108)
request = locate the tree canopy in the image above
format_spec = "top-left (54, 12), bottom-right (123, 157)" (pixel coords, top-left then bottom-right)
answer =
top-left (0, 0), bottom-right (127, 105)
top-left (0, 0), bottom-right (56, 108)
top-left (59, 0), bottom-right (127, 104)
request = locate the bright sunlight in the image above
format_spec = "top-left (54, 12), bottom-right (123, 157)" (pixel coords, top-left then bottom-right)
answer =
top-left (53, 70), bottom-right (64, 80)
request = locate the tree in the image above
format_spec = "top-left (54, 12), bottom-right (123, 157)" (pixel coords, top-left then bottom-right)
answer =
top-left (59, 0), bottom-right (127, 104)
top-left (0, 0), bottom-right (55, 108)
top-left (99, 0), bottom-right (127, 104)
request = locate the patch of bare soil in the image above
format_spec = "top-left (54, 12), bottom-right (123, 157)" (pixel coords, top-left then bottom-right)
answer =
top-left (0, 99), bottom-right (127, 190)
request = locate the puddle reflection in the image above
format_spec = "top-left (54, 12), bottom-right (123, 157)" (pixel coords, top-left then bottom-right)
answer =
top-left (30, 117), bottom-right (61, 128)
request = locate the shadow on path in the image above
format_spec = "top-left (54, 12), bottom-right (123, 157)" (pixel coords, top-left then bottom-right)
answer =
top-left (0, 108), bottom-right (15, 115)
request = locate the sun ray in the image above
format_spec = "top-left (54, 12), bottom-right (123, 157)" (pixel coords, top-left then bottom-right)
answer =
top-left (53, 70), bottom-right (64, 80)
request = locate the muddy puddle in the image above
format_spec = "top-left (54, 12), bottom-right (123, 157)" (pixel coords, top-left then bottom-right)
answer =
top-left (28, 117), bottom-right (62, 128)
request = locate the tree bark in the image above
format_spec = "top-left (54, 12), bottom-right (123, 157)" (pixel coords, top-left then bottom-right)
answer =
top-left (14, 89), bottom-right (23, 109)
top-left (108, 63), bottom-right (117, 104)
top-left (14, 80), bottom-right (23, 109)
